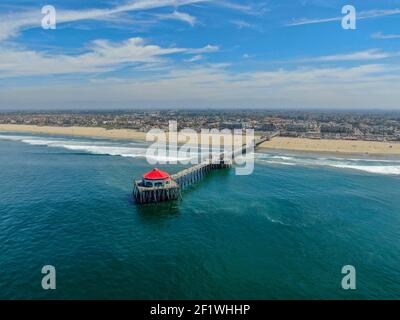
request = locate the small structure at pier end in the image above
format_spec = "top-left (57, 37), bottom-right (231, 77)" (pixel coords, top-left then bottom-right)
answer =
top-left (142, 168), bottom-right (172, 188)
top-left (133, 168), bottom-right (181, 204)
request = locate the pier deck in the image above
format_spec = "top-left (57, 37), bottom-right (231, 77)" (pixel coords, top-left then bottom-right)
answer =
top-left (133, 132), bottom-right (278, 204)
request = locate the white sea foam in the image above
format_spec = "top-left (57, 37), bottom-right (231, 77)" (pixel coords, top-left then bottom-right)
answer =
top-left (271, 155), bottom-right (295, 161)
top-left (256, 151), bottom-right (400, 175)
top-left (2, 134), bottom-right (400, 175)
top-left (0, 134), bottom-right (35, 141)
top-left (331, 164), bottom-right (400, 175)
top-left (260, 160), bottom-right (296, 166)
top-left (264, 214), bottom-right (289, 226)
top-left (25, 139), bottom-right (192, 162)
top-left (346, 158), bottom-right (400, 163)
top-left (0, 134), bottom-right (177, 161)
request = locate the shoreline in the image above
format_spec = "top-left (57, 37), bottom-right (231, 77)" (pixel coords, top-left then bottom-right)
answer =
top-left (258, 137), bottom-right (400, 156)
top-left (1, 124), bottom-right (400, 156)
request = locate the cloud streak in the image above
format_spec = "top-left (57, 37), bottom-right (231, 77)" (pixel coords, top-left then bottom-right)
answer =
top-left (372, 32), bottom-right (400, 39)
top-left (303, 49), bottom-right (397, 62)
top-left (0, 0), bottom-right (261, 41)
top-left (286, 8), bottom-right (400, 26)
top-left (0, 38), bottom-right (219, 77)
top-left (2, 63), bottom-right (400, 109)
top-left (0, 0), bottom-right (208, 41)
top-left (156, 10), bottom-right (197, 26)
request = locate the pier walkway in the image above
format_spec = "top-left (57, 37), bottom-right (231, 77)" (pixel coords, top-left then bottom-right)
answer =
top-left (133, 132), bottom-right (278, 204)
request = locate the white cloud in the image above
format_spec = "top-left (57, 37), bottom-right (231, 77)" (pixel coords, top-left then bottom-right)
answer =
top-left (0, 38), bottom-right (218, 77)
top-left (231, 20), bottom-right (254, 29)
top-left (0, 0), bottom-right (263, 41)
top-left (186, 55), bottom-right (204, 62)
top-left (286, 8), bottom-right (400, 27)
top-left (0, 0), bottom-right (208, 41)
top-left (372, 32), bottom-right (400, 39)
top-left (359, 8), bottom-right (400, 19)
top-left (2, 63), bottom-right (400, 109)
top-left (304, 49), bottom-right (396, 62)
top-left (272, 49), bottom-right (399, 66)
top-left (156, 10), bottom-right (197, 26)
top-left (286, 16), bottom-right (340, 26)
top-left (215, 0), bottom-right (268, 16)
top-left (187, 44), bottom-right (219, 54)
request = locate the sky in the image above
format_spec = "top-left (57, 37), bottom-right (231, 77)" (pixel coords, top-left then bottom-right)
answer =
top-left (0, 0), bottom-right (400, 110)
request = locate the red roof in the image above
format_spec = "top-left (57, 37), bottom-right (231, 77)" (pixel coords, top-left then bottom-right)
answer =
top-left (143, 168), bottom-right (171, 180)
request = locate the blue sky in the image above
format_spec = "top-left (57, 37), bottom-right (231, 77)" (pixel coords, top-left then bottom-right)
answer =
top-left (1, 0), bottom-right (400, 109)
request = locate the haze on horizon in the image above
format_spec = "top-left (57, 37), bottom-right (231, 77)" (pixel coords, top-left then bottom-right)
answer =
top-left (1, 0), bottom-right (400, 110)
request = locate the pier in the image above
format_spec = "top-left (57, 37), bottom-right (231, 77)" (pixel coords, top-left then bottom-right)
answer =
top-left (133, 132), bottom-right (277, 204)
top-left (133, 179), bottom-right (181, 204)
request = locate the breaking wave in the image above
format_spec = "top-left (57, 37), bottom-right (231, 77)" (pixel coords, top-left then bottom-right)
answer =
top-left (331, 164), bottom-right (400, 175)
top-left (0, 134), bottom-right (192, 162)
top-left (256, 152), bottom-right (400, 175)
top-left (1, 134), bottom-right (400, 175)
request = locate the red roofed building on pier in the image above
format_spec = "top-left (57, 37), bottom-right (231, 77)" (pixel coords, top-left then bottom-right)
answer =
top-left (142, 168), bottom-right (172, 188)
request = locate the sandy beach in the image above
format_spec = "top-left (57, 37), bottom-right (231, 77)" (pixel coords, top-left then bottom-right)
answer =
top-left (0, 124), bottom-right (249, 145)
top-left (258, 137), bottom-right (400, 155)
top-left (0, 124), bottom-right (148, 141)
top-left (1, 124), bottom-right (400, 155)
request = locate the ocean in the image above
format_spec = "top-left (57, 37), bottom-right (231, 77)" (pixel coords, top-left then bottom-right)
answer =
top-left (0, 132), bottom-right (399, 299)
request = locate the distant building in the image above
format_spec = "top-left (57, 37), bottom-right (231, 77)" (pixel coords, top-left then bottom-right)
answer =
top-left (285, 124), bottom-right (309, 132)
top-left (257, 123), bottom-right (276, 131)
top-left (221, 122), bottom-right (243, 130)
top-left (321, 123), bottom-right (353, 134)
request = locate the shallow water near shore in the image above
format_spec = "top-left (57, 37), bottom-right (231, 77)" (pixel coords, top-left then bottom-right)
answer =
top-left (0, 132), bottom-right (400, 299)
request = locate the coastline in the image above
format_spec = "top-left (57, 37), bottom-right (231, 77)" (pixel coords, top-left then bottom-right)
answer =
top-left (258, 137), bottom-right (400, 156)
top-left (0, 124), bottom-right (148, 141)
top-left (1, 124), bottom-right (400, 156)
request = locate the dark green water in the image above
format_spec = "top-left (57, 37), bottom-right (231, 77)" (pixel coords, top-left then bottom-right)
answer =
top-left (0, 133), bottom-right (400, 299)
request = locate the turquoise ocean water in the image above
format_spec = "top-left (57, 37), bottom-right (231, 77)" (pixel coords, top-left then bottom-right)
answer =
top-left (0, 132), bottom-right (399, 299)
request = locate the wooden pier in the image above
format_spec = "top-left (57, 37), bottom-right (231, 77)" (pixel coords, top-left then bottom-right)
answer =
top-left (171, 160), bottom-right (232, 189)
top-left (133, 179), bottom-right (181, 204)
top-left (133, 132), bottom-right (278, 204)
